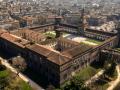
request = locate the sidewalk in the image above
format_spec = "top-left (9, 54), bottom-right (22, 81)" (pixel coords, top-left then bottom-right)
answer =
top-left (0, 57), bottom-right (44, 90)
top-left (107, 65), bottom-right (120, 90)
top-left (85, 69), bottom-right (105, 85)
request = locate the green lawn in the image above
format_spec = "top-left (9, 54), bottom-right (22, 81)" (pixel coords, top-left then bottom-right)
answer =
top-left (115, 48), bottom-right (120, 52)
top-left (60, 65), bottom-right (101, 90)
top-left (44, 31), bottom-right (56, 38)
top-left (63, 33), bottom-right (70, 36)
top-left (0, 65), bottom-right (32, 90)
top-left (85, 38), bottom-right (102, 45)
top-left (20, 81), bottom-right (32, 90)
top-left (76, 65), bottom-right (100, 81)
top-left (89, 62), bottom-right (117, 90)
top-left (60, 59), bottom-right (117, 90)
top-left (0, 70), bottom-right (9, 78)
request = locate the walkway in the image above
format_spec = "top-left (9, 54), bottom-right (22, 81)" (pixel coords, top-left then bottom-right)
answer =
top-left (85, 69), bottom-right (105, 85)
top-left (0, 57), bottom-right (44, 90)
top-left (107, 65), bottom-right (120, 90)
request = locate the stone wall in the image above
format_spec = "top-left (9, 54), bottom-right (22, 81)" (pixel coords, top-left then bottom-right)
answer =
top-left (59, 35), bottom-right (119, 85)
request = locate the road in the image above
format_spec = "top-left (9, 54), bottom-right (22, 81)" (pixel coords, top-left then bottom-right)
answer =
top-left (0, 57), bottom-right (44, 90)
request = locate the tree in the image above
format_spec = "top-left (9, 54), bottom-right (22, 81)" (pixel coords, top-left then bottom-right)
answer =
top-left (104, 62), bottom-right (116, 78)
top-left (11, 56), bottom-right (27, 72)
top-left (63, 76), bottom-right (90, 90)
top-left (0, 77), bottom-right (9, 90)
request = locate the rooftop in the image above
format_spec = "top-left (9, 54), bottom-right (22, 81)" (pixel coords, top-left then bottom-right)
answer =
top-left (0, 28), bottom-right (7, 35)
top-left (27, 42), bottom-right (92, 65)
top-left (0, 28), bottom-right (96, 66)
top-left (62, 43), bottom-right (92, 58)
top-left (1, 33), bottom-right (30, 48)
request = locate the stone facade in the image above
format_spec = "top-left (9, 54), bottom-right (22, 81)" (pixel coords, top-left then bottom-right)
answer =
top-left (0, 23), bottom-right (119, 87)
top-left (11, 29), bottom-right (46, 43)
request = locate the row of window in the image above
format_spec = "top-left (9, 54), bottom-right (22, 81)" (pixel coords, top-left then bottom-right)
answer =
top-left (85, 33), bottom-right (107, 41)
top-left (74, 54), bottom-right (90, 64)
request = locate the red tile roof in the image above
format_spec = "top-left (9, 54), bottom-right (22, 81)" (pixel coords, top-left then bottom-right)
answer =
top-left (27, 44), bottom-right (52, 57)
top-left (27, 42), bottom-right (92, 65)
top-left (0, 29), bottom-right (92, 66)
top-left (1, 33), bottom-right (29, 48)
top-left (0, 29), bottom-right (7, 35)
top-left (27, 44), bottom-right (71, 65)
top-left (62, 43), bottom-right (92, 58)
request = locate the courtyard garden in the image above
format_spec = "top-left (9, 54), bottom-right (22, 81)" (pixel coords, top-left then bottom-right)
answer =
top-left (44, 31), bottom-right (56, 38)
top-left (85, 38), bottom-right (103, 45)
top-left (63, 34), bottom-right (103, 46)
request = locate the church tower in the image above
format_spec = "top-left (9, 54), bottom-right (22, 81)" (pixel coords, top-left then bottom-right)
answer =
top-left (78, 8), bottom-right (88, 35)
top-left (54, 16), bottom-right (62, 38)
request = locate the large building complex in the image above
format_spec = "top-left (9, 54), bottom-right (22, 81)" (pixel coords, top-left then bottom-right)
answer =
top-left (0, 1), bottom-right (120, 89)
top-left (0, 16), bottom-right (120, 87)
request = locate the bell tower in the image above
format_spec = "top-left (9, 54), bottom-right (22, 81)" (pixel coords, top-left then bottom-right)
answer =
top-left (54, 16), bottom-right (62, 38)
top-left (78, 8), bottom-right (87, 35)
